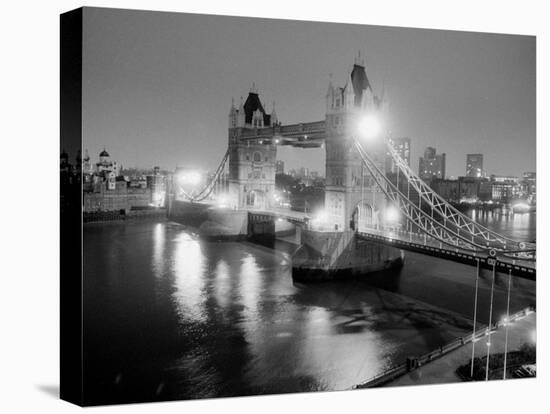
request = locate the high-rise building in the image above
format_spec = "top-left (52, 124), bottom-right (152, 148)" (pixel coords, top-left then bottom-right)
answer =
top-left (386, 137), bottom-right (411, 173)
top-left (419, 147), bottom-right (446, 183)
top-left (466, 154), bottom-right (483, 178)
top-left (521, 172), bottom-right (536, 198)
top-left (275, 160), bottom-right (285, 175)
top-left (298, 167), bottom-right (310, 179)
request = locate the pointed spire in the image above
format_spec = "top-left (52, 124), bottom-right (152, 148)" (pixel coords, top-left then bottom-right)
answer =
top-left (354, 50), bottom-right (366, 67)
top-left (326, 72), bottom-right (335, 99)
top-left (250, 82), bottom-right (258, 94)
top-left (270, 101), bottom-right (278, 125)
top-left (237, 96), bottom-right (245, 127)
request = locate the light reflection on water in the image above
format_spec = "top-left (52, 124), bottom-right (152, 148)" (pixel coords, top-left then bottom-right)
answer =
top-left (467, 209), bottom-right (536, 241)
top-left (83, 212), bottom-right (536, 404)
top-left (173, 232), bottom-right (211, 324)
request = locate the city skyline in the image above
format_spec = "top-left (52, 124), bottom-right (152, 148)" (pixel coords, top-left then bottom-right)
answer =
top-left (82, 8), bottom-right (535, 178)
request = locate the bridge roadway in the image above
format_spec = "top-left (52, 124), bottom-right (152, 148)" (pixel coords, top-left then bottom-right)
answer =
top-left (249, 208), bottom-right (535, 279)
top-left (247, 207), bottom-right (310, 225)
top-left (191, 203), bottom-right (535, 279)
top-left (356, 228), bottom-right (535, 280)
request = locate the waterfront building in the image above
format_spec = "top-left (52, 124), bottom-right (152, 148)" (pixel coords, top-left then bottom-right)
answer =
top-left (490, 175), bottom-right (521, 201)
top-left (520, 172), bottom-right (536, 198)
top-left (431, 176), bottom-right (491, 203)
top-left (83, 149), bottom-right (164, 213)
top-left (430, 178), bottom-right (459, 202)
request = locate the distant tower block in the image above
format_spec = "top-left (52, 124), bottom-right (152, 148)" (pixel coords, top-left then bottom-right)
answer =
top-left (324, 53), bottom-right (388, 231)
top-left (227, 86), bottom-right (277, 209)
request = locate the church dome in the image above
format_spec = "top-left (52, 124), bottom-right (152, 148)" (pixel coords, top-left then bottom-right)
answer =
top-left (99, 149), bottom-right (110, 157)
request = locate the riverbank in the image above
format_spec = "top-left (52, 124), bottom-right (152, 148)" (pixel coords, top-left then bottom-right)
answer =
top-left (83, 208), bottom-right (167, 223)
top-left (376, 310), bottom-right (535, 387)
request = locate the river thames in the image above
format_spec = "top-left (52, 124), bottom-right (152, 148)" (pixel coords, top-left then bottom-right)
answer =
top-left (82, 210), bottom-right (535, 405)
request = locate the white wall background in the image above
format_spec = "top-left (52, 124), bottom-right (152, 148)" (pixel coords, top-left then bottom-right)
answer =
top-left (1, 0), bottom-right (547, 413)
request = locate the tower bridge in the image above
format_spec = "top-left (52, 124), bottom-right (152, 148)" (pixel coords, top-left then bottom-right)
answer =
top-left (167, 54), bottom-right (536, 281)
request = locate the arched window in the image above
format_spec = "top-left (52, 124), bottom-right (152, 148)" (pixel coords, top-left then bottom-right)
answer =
top-left (253, 152), bottom-right (262, 163)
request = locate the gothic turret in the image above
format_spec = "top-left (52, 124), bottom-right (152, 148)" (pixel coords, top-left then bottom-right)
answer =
top-left (243, 84), bottom-right (271, 127)
top-left (228, 97), bottom-right (237, 128)
top-left (270, 102), bottom-right (278, 126)
top-left (237, 96), bottom-right (245, 127)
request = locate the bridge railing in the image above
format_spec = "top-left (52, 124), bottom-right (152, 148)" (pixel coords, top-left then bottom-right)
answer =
top-left (385, 139), bottom-right (535, 255)
top-left (352, 306), bottom-right (535, 389)
top-left (354, 139), bottom-right (535, 261)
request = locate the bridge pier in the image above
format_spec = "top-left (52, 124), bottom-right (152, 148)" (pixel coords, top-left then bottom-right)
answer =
top-left (168, 200), bottom-right (248, 239)
top-left (247, 213), bottom-right (276, 245)
top-left (292, 229), bottom-right (404, 282)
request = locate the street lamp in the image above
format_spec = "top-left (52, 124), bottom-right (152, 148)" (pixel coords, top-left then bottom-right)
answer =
top-left (354, 112), bottom-right (385, 232)
top-left (177, 170), bottom-right (202, 186)
top-left (356, 113), bottom-right (382, 141)
top-left (385, 205), bottom-right (400, 223)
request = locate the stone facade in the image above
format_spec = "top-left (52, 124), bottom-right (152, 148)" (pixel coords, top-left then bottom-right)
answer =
top-left (83, 180), bottom-right (152, 213)
top-left (227, 88), bottom-right (278, 210)
top-left (324, 56), bottom-right (388, 231)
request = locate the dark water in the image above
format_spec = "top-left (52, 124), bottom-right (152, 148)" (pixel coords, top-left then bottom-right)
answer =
top-left (83, 211), bottom-right (536, 405)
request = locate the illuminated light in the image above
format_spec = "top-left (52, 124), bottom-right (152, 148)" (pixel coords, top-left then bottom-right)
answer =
top-left (217, 194), bottom-right (229, 208)
top-left (178, 170), bottom-right (202, 186)
top-left (513, 202), bottom-right (530, 212)
top-left (314, 210), bottom-right (328, 223)
top-left (277, 218), bottom-right (283, 223)
top-left (357, 114), bottom-right (382, 140)
top-left (274, 138), bottom-right (280, 144)
top-left (310, 209), bottom-right (329, 229)
top-left (385, 205), bottom-right (400, 224)
top-left (486, 342), bottom-right (491, 347)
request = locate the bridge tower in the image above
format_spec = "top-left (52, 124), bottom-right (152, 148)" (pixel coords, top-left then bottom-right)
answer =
top-left (227, 85), bottom-right (278, 209)
top-left (324, 54), bottom-right (388, 231)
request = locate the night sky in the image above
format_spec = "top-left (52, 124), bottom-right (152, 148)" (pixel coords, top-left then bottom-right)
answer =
top-left (82, 7), bottom-right (535, 178)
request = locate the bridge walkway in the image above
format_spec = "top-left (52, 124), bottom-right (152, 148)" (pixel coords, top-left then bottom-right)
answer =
top-left (357, 227), bottom-right (535, 279)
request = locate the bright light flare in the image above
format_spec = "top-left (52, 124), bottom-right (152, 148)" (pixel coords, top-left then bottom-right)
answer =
top-left (310, 209), bottom-right (329, 228)
top-left (217, 194), bottom-right (229, 208)
top-left (177, 170), bottom-right (202, 186)
top-left (513, 202), bottom-right (530, 211)
top-left (357, 114), bottom-right (382, 140)
top-left (385, 205), bottom-right (400, 224)
top-left (314, 210), bottom-right (328, 223)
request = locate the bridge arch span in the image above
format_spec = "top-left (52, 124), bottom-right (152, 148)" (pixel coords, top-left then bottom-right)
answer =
top-left (351, 199), bottom-right (378, 232)
top-left (246, 189), bottom-right (266, 209)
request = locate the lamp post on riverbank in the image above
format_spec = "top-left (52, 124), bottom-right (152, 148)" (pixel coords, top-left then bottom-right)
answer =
top-left (503, 267), bottom-right (513, 379)
top-left (470, 258), bottom-right (481, 377)
top-left (485, 259), bottom-right (497, 381)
